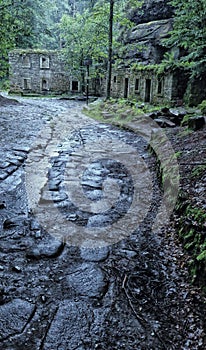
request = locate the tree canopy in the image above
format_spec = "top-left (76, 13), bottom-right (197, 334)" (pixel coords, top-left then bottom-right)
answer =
top-left (164, 0), bottom-right (206, 78)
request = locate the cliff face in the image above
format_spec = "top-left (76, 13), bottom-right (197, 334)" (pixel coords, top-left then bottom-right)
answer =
top-left (120, 0), bottom-right (174, 65)
top-left (128, 0), bottom-right (174, 25)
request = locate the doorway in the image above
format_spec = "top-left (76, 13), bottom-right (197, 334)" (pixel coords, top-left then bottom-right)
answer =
top-left (72, 80), bottom-right (79, 92)
top-left (145, 79), bottom-right (151, 102)
top-left (124, 78), bottom-right (129, 98)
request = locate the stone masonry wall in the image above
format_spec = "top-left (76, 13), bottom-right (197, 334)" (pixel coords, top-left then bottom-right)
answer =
top-left (110, 69), bottom-right (173, 104)
top-left (9, 50), bottom-right (70, 95)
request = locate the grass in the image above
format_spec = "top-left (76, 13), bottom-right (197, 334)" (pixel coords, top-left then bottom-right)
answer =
top-left (84, 98), bottom-right (169, 126)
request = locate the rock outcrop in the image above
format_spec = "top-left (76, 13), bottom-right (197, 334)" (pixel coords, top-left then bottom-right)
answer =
top-left (119, 0), bottom-right (175, 65)
top-left (122, 18), bottom-right (173, 64)
top-left (128, 0), bottom-right (174, 25)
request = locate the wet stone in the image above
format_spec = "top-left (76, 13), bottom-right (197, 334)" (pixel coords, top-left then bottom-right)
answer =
top-left (65, 263), bottom-right (107, 298)
top-left (26, 237), bottom-right (64, 259)
top-left (39, 190), bottom-right (53, 204)
top-left (5, 165), bottom-right (18, 174)
top-left (8, 158), bottom-right (22, 166)
top-left (80, 246), bottom-right (109, 262)
top-left (12, 150), bottom-right (28, 160)
top-left (0, 202), bottom-right (6, 209)
top-left (0, 161), bottom-right (10, 169)
top-left (0, 172), bottom-right (8, 181)
top-left (12, 265), bottom-right (22, 273)
top-left (87, 214), bottom-right (114, 227)
top-left (13, 145), bottom-right (30, 153)
top-left (3, 216), bottom-right (27, 229)
top-left (0, 299), bottom-right (35, 341)
top-left (44, 300), bottom-right (93, 350)
top-left (30, 219), bottom-right (42, 231)
top-left (52, 192), bottom-right (68, 203)
top-left (48, 179), bottom-right (61, 191)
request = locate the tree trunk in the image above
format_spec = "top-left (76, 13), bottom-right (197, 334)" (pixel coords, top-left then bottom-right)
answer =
top-left (106, 0), bottom-right (114, 100)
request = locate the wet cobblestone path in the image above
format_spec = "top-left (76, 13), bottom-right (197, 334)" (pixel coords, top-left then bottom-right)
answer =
top-left (0, 96), bottom-right (205, 349)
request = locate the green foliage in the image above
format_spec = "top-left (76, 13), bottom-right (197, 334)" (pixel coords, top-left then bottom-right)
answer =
top-left (198, 100), bottom-right (206, 115)
top-left (0, 78), bottom-right (10, 91)
top-left (0, 0), bottom-right (65, 77)
top-left (177, 203), bottom-right (206, 285)
top-left (0, 0), bottom-right (16, 77)
top-left (60, 0), bottom-right (140, 89)
top-left (163, 0), bottom-right (206, 79)
top-left (180, 114), bottom-right (195, 126)
top-left (60, 5), bottom-right (109, 79)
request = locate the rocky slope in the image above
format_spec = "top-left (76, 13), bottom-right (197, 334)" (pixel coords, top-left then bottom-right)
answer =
top-left (120, 0), bottom-right (174, 65)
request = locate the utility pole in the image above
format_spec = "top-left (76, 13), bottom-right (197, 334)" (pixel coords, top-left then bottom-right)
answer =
top-left (106, 0), bottom-right (114, 100)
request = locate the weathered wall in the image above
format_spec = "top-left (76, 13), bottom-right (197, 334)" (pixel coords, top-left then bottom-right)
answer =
top-left (9, 50), bottom-right (70, 95)
top-left (110, 69), bottom-right (173, 104)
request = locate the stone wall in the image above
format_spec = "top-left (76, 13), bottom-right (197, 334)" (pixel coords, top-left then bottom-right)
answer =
top-left (9, 50), bottom-right (71, 95)
top-left (109, 69), bottom-right (175, 104)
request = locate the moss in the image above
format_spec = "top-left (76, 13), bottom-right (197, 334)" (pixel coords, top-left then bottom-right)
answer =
top-left (10, 49), bottom-right (59, 55)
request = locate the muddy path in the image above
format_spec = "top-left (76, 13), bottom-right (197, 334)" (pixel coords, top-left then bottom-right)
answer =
top-left (0, 96), bottom-right (205, 349)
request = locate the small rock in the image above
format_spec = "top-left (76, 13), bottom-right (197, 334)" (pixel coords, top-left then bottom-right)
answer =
top-left (41, 295), bottom-right (47, 303)
top-left (80, 246), bottom-right (109, 262)
top-left (49, 179), bottom-right (61, 191)
top-left (5, 165), bottom-right (18, 174)
top-left (0, 299), bottom-right (35, 341)
top-left (8, 158), bottom-right (21, 166)
top-left (0, 202), bottom-right (6, 209)
top-left (13, 145), bottom-right (30, 153)
top-left (3, 217), bottom-right (25, 229)
top-left (30, 219), bottom-right (41, 231)
top-left (0, 161), bottom-right (10, 169)
top-left (119, 249), bottom-right (137, 258)
top-left (52, 192), bottom-right (68, 203)
top-left (148, 111), bottom-right (161, 119)
top-left (102, 112), bottom-right (113, 119)
top-left (0, 287), bottom-right (6, 305)
top-left (154, 118), bottom-right (176, 128)
top-left (34, 230), bottom-right (42, 239)
top-left (26, 237), bottom-right (64, 259)
top-left (0, 172), bottom-right (8, 181)
top-left (65, 263), bottom-right (107, 298)
top-left (12, 265), bottom-right (22, 273)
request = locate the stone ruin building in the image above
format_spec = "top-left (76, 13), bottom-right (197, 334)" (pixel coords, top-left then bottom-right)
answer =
top-left (9, 50), bottom-right (81, 95)
top-left (9, 0), bottom-right (190, 105)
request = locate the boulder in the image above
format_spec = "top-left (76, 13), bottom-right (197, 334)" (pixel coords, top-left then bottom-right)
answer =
top-left (188, 116), bottom-right (205, 131)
